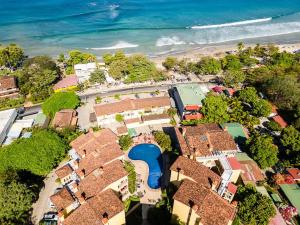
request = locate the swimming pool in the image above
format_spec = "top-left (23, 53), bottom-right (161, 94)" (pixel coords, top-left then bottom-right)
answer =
top-left (128, 144), bottom-right (163, 189)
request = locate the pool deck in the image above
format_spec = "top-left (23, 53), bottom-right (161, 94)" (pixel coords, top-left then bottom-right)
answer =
top-left (126, 135), bottom-right (162, 205)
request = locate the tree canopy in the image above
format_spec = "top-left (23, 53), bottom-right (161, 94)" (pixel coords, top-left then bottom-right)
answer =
top-left (42, 91), bottom-right (80, 118)
top-left (89, 69), bottom-right (106, 84)
top-left (280, 126), bottom-right (300, 165)
top-left (246, 133), bottom-right (278, 169)
top-left (235, 184), bottom-right (276, 225)
top-left (119, 135), bottom-right (133, 151)
top-left (0, 44), bottom-right (25, 69)
top-left (195, 56), bottom-right (221, 75)
top-left (65, 50), bottom-right (96, 74)
top-left (154, 131), bottom-right (172, 152)
top-left (0, 129), bottom-right (68, 176)
top-left (201, 94), bottom-right (229, 123)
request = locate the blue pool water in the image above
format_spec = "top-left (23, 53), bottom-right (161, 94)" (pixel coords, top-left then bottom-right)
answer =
top-left (128, 144), bottom-right (162, 189)
top-left (1, 0), bottom-right (300, 56)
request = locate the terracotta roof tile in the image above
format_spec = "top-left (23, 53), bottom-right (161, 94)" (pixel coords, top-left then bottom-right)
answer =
top-left (50, 187), bottom-right (75, 211)
top-left (76, 144), bottom-right (124, 176)
top-left (227, 157), bottom-right (242, 170)
top-left (142, 113), bottom-right (169, 122)
top-left (272, 115), bottom-right (288, 128)
top-left (0, 76), bottom-right (17, 91)
top-left (94, 97), bottom-right (170, 117)
top-left (52, 109), bottom-right (77, 129)
top-left (64, 189), bottom-right (123, 225)
top-left (116, 126), bottom-right (128, 136)
top-left (78, 160), bottom-right (128, 198)
top-left (173, 179), bottom-right (236, 225)
top-left (287, 168), bottom-right (300, 180)
top-left (70, 129), bottom-right (118, 158)
top-left (170, 156), bottom-right (221, 189)
top-left (239, 160), bottom-right (265, 184)
top-left (55, 164), bottom-right (73, 179)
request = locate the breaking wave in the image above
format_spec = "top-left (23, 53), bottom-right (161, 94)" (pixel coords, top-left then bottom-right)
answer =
top-left (156, 36), bottom-right (186, 46)
top-left (88, 41), bottom-right (139, 50)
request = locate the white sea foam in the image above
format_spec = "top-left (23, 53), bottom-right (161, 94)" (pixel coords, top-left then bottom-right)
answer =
top-left (156, 36), bottom-right (186, 47)
top-left (89, 41), bottom-right (139, 50)
top-left (190, 17), bottom-right (272, 29)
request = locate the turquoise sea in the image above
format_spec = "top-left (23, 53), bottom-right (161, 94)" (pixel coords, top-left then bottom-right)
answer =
top-left (1, 0), bottom-right (300, 56)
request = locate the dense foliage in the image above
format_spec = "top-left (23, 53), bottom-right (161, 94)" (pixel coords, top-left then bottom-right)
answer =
top-left (103, 51), bottom-right (167, 83)
top-left (89, 69), bottom-right (106, 84)
top-left (0, 130), bottom-right (68, 176)
top-left (0, 44), bottom-right (25, 69)
top-left (124, 161), bottom-right (136, 194)
top-left (154, 131), bottom-right (172, 152)
top-left (42, 91), bottom-right (80, 118)
top-left (65, 50), bottom-right (96, 74)
top-left (0, 170), bottom-right (35, 225)
top-left (280, 126), bottom-right (300, 166)
top-left (201, 94), bottom-right (229, 123)
top-left (246, 133), bottom-right (278, 169)
top-left (235, 184), bottom-right (276, 225)
top-left (17, 56), bottom-right (60, 102)
top-left (119, 135), bottom-right (133, 151)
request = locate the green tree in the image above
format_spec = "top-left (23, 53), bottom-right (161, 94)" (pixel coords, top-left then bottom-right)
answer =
top-left (201, 94), bottom-right (229, 123)
top-left (237, 42), bottom-right (245, 52)
top-left (57, 53), bottom-right (65, 63)
top-left (252, 99), bottom-right (272, 117)
top-left (0, 130), bottom-right (68, 176)
top-left (108, 60), bottom-right (128, 80)
top-left (236, 184), bottom-right (276, 225)
top-left (42, 92), bottom-right (80, 118)
top-left (246, 133), bottom-right (278, 169)
top-left (266, 121), bottom-right (282, 132)
top-left (221, 54), bottom-right (242, 71)
top-left (66, 50), bottom-right (96, 74)
top-left (162, 57), bottom-right (177, 71)
top-left (0, 170), bottom-right (35, 225)
top-left (89, 69), bottom-right (106, 84)
top-left (154, 131), bottom-right (172, 152)
top-left (196, 56), bottom-right (221, 75)
top-left (280, 126), bottom-right (300, 165)
top-left (0, 44), bottom-right (25, 69)
top-left (223, 69), bottom-right (245, 87)
top-left (115, 114), bottom-right (124, 122)
top-left (237, 87), bottom-right (258, 104)
top-left (119, 135), bottom-right (133, 151)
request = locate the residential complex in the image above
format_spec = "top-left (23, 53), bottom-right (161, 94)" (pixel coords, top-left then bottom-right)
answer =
top-left (50, 129), bottom-right (128, 224)
top-left (94, 96), bottom-right (171, 127)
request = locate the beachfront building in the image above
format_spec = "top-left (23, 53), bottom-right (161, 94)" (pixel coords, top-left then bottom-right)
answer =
top-left (52, 109), bottom-right (78, 130)
top-left (53, 75), bottom-right (79, 92)
top-left (172, 179), bottom-right (236, 225)
top-left (74, 63), bottom-right (97, 83)
top-left (0, 76), bottom-right (19, 99)
top-left (0, 108), bottom-right (18, 144)
top-left (94, 96), bottom-right (171, 127)
top-left (172, 84), bottom-right (209, 120)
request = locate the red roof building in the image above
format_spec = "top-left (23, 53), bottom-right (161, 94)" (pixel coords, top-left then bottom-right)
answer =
top-left (184, 113), bottom-right (203, 121)
top-left (53, 75), bottom-right (78, 92)
top-left (227, 157), bottom-right (242, 170)
top-left (272, 115), bottom-right (288, 128)
top-left (287, 168), bottom-right (300, 181)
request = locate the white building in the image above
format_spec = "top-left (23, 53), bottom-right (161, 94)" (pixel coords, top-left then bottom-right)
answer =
top-left (94, 97), bottom-right (171, 127)
top-left (0, 109), bottom-right (17, 144)
top-left (74, 63), bottom-right (97, 83)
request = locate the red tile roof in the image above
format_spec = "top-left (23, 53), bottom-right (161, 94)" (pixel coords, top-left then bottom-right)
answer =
top-left (239, 160), bottom-right (265, 184)
top-left (227, 183), bottom-right (237, 194)
top-left (50, 187), bottom-right (75, 212)
top-left (170, 156), bottom-right (221, 189)
top-left (287, 168), bottom-right (300, 180)
top-left (272, 115), bottom-right (288, 128)
top-left (64, 189), bottom-right (124, 225)
top-left (116, 126), bottom-right (128, 136)
top-left (55, 164), bottom-right (73, 179)
top-left (52, 109), bottom-right (77, 129)
top-left (78, 160), bottom-right (128, 198)
top-left (227, 157), bottom-right (242, 170)
top-left (94, 97), bottom-right (170, 117)
top-left (173, 179), bottom-right (236, 225)
top-left (70, 129), bottom-right (118, 158)
top-left (184, 113), bottom-right (203, 121)
top-left (185, 105), bottom-right (200, 111)
top-left (53, 75), bottom-right (78, 90)
top-left (0, 76), bottom-right (17, 91)
top-left (142, 113), bottom-right (170, 122)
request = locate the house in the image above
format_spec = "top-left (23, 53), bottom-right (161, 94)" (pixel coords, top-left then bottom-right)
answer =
top-left (74, 63), bottom-right (97, 83)
top-left (52, 109), bottom-right (78, 130)
top-left (172, 84), bottom-right (208, 119)
top-left (235, 152), bottom-right (265, 185)
top-left (77, 160), bottom-right (128, 200)
top-left (287, 168), bottom-right (300, 182)
top-left (94, 97), bottom-right (170, 127)
top-left (0, 76), bottom-right (19, 98)
top-left (50, 187), bottom-right (79, 217)
top-left (53, 75), bottom-right (78, 92)
top-left (0, 108), bottom-right (18, 144)
top-left (174, 123), bottom-right (239, 166)
top-left (55, 164), bottom-right (74, 185)
top-left (271, 115), bottom-right (288, 128)
top-left (70, 129), bottom-right (118, 159)
top-left (172, 179), bottom-right (236, 225)
top-left (63, 189), bottom-right (126, 225)
top-left (170, 156), bottom-right (237, 203)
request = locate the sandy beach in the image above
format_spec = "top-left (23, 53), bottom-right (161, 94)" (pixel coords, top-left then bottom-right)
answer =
top-left (150, 42), bottom-right (300, 68)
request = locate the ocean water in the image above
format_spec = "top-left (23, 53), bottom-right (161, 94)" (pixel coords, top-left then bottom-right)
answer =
top-left (1, 0), bottom-right (300, 56)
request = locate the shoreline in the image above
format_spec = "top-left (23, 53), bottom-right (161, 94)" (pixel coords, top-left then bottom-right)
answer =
top-left (149, 42), bottom-right (300, 67)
